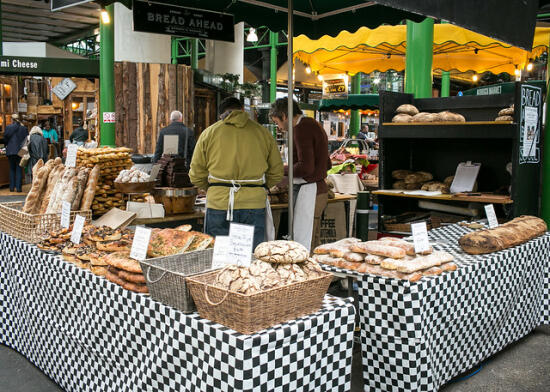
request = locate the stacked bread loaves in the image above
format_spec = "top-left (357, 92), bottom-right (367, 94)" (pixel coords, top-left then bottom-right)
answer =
top-left (76, 147), bottom-right (133, 215)
top-left (391, 104), bottom-right (466, 123)
top-left (212, 240), bottom-right (326, 295)
top-left (313, 237), bottom-right (456, 282)
top-left (495, 105), bottom-right (514, 122)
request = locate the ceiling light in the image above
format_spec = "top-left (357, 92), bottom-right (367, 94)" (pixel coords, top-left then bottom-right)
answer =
top-left (373, 78), bottom-right (380, 84)
top-left (305, 66), bottom-right (311, 74)
top-left (246, 28), bottom-right (258, 42)
top-left (514, 68), bottom-right (521, 76)
top-left (100, 9), bottom-right (110, 24)
top-left (526, 62), bottom-right (534, 71)
top-left (317, 74), bottom-right (323, 81)
top-left (472, 74), bottom-right (479, 82)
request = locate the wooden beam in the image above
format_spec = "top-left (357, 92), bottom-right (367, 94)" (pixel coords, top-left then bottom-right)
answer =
top-left (2, 26), bottom-right (61, 37)
top-left (1, 4), bottom-right (99, 25)
top-left (1, 18), bottom-right (75, 33)
top-left (2, 32), bottom-right (49, 42)
top-left (1, 12), bottom-right (90, 30)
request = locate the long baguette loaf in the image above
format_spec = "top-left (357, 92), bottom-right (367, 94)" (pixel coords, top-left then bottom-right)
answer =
top-left (32, 159), bottom-right (44, 178)
top-left (79, 165), bottom-right (100, 211)
top-left (381, 251), bottom-right (454, 273)
top-left (379, 237), bottom-right (418, 256)
top-left (46, 167), bottom-right (77, 214)
top-left (458, 216), bottom-right (547, 254)
top-left (22, 165), bottom-right (51, 214)
top-left (71, 167), bottom-right (90, 210)
top-left (39, 164), bottom-right (65, 214)
top-left (351, 241), bottom-right (406, 259)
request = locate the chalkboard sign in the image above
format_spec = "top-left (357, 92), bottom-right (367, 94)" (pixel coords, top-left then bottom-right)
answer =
top-left (518, 84), bottom-right (542, 164)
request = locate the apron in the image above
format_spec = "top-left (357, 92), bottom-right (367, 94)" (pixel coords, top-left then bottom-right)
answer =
top-left (207, 174), bottom-right (276, 241)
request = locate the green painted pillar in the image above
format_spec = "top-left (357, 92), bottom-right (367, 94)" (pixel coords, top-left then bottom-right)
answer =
top-left (99, 4), bottom-right (115, 147)
top-left (191, 39), bottom-right (199, 69)
top-left (171, 37), bottom-right (178, 64)
top-left (349, 73), bottom-right (361, 136)
top-left (404, 18), bottom-right (434, 98)
top-left (540, 35), bottom-right (550, 223)
top-left (440, 21), bottom-right (450, 97)
top-left (269, 31), bottom-right (278, 102)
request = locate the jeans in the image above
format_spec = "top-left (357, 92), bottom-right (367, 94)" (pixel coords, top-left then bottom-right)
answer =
top-left (205, 208), bottom-right (266, 250)
top-left (7, 155), bottom-right (22, 191)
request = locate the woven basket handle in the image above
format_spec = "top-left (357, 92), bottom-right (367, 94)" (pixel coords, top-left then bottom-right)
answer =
top-left (146, 266), bottom-right (168, 284)
top-left (203, 267), bottom-right (232, 306)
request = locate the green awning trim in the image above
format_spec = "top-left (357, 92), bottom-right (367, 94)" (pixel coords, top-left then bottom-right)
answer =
top-left (318, 94), bottom-right (379, 111)
top-left (462, 80), bottom-right (546, 96)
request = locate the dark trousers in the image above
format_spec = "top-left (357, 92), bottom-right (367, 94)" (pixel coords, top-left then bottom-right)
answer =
top-left (205, 208), bottom-right (266, 250)
top-left (7, 155), bottom-right (22, 192)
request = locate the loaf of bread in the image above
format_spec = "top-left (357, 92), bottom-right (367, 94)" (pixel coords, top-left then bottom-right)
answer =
top-left (22, 165), bottom-right (51, 214)
top-left (458, 215), bottom-right (547, 254)
top-left (39, 164), bottom-right (65, 213)
top-left (392, 170), bottom-right (414, 180)
top-left (80, 165), bottom-right (100, 211)
top-left (495, 115), bottom-right (513, 122)
top-left (498, 107), bottom-right (514, 116)
top-left (392, 113), bottom-right (412, 123)
top-left (395, 104), bottom-right (419, 116)
top-left (47, 168), bottom-right (78, 214)
top-left (404, 171), bottom-right (433, 184)
top-left (412, 112), bottom-right (437, 122)
top-left (71, 167), bottom-right (90, 210)
top-left (351, 241), bottom-right (406, 259)
top-left (32, 159), bottom-right (44, 179)
top-left (421, 181), bottom-right (450, 193)
top-left (254, 240), bottom-right (309, 264)
top-left (381, 251), bottom-right (454, 273)
top-left (392, 180), bottom-right (406, 189)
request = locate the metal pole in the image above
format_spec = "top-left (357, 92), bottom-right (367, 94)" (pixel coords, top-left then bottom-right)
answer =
top-left (287, 0), bottom-right (294, 239)
top-left (171, 37), bottom-right (178, 64)
top-left (270, 31), bottom-right (278, 102)
top-left (540, 34), bottom-right (550, 224)
top-left (191, 39), bottom-right (199, 69)
top-left (349, 73), bottom-right (361, 136)
top-left (440, 21), bottom-right (450, 97)
top-left (99, 4), bottom-right (115, 146)
top-left (404, 18), bottom-right (434, 98)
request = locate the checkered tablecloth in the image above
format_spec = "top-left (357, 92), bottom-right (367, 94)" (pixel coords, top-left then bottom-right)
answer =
top-left (0, 232), bottom-right (355, 392)
top-left (323, 224), bottom-right (550, 392)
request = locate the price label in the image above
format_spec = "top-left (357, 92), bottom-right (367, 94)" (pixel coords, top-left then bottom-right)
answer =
top-left (163, 135), bottom-right (179, 155)
top-left (411, 221), bottom-right (430, 254)
top-left (103, 112), bottom-right (116, 123)
top-left (211, 236), bottom-right (231, 269)
top-left (485, 204), bottom-right (499, 228)
top-left (60, 201), bottom-right (71, 229)
top-left (130, 226), bottom-right (152, 261)
top-left (149, 164), bottom-right (161, 181)
top-left (66, 144), bottom-right (78, 168)
top-left (228, 223), bottom-right (255, 267)
top-left (70, 215), bottom-right (86, 244)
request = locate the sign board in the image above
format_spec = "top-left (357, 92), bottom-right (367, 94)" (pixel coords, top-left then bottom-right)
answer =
top-left (212, 236), bottom-right (232, 269)
top-left (228, 223), bottom-right (254, 267)
top-left (163, 135), bottom-right (179, 155)
top-left (411, 221), bottom-right (430, 254)
top-left (484, 204), bottom-right (499, 229)
top-left (52, 78), bottom-right (77, 100)
top-left (0, 56), bottom-right (98, 77)
top-left (51, 0), bottom-right (93, 11)
top-left (18, 103), bottom-right (27, 113)
top-left (103, 112), bottom-right (116, 124)
top-left (133, 1), bottom-right (235, 42)
top-left (61, 201), bottom-right (71, 229)
top-left (322, 75), bottom-right (348, 99)
top-left (476, 85), bottom-right (502, 96)
top-left (66, 144), bottom-right (78, 168)
top-left (130, 226), bottom-right (153, 261)
top-left (70, 215), bottom-right (86, 244)
top-left (519, 84), bottom-right (542, 164)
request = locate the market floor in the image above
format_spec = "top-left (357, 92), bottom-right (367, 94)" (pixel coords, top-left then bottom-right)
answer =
top-left (1, 325), bottom-right (549, 391)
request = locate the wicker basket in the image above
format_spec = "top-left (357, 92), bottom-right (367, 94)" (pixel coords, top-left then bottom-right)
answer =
top-left (0, 201), bottom-right (92, 243)
top-left (139, 249), bottom-right (214, 313)
top-left (186, 269), bottom-right (333, 334)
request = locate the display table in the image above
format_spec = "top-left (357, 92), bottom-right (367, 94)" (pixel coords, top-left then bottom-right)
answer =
top-left (0, 232), bottom-right (356, 392)
top-left (323, 223), bottom-right (550, 392)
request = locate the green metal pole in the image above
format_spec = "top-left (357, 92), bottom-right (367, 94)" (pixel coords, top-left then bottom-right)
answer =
top-left (540, 35), bottom-right (550, 223)
top-left (269, 31), bottom-right (278, 102)
top-left (191, 39), bottom-right (199, 69)
top-left (404, 18), bottom-right (434, 98)
top-left (440, 21), bottom-right (450, 97)
top-left (349, 73), bottom-right (361, 136)
top-left (99, 4), bottom-right (115, 147)
top-left (171, 37), bottom-right (178, 64)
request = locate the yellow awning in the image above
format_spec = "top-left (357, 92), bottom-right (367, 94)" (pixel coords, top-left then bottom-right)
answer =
top-left (294, 25), bottom-right (550, 76)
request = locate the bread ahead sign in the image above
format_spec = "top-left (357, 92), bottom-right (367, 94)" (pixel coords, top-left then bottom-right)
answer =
top-left (133, 1), bottom-right (235, 42)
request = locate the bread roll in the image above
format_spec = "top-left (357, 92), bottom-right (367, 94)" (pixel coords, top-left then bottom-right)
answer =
top-left (80, 165), bottom-right (100, 211)
top-left (395, 104), bottom-right (419, 116)
top-left (392, 113), bottom-right (412, 123)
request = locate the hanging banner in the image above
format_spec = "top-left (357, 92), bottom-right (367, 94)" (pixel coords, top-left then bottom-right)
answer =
top-left (133, 1), bottom-right (235, 42)
top-left (519, 84), bottom-right (542, 164)
top-left (322, 75), bottom-right (348, 99)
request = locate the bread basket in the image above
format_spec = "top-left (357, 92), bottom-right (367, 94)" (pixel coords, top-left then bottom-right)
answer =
top-left (113, 181), bottom-right (156, 194)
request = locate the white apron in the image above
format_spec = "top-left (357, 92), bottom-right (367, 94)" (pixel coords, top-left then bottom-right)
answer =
top-left (292, 178), bottom-right (317, 252)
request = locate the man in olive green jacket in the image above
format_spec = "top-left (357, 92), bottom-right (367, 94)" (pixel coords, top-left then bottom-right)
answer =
top-left (190, 97), bottom-right (283, 247)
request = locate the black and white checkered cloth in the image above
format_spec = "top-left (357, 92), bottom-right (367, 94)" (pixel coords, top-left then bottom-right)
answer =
top-left (323, 223), bottom-right (550, 392)
top-left (0, 232), bottom-right (355, 392)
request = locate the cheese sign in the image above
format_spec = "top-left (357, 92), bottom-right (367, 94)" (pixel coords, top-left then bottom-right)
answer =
top-left (411, 221), bottom-right (430, 254)
top-left (70, 214), bottom-right (86, 244)
top-left (485, 204), bottom-right (499, 228)
top-left (212, 236), bottom-right (231, 269)
top-left (65, 144), bottom-right (78, 168)
top-left (228, 223), bottom-right (255, 267)
top-left (130, 226), bottom-right (152, 261)
top-left (61, 201), bottom-right (71, 229)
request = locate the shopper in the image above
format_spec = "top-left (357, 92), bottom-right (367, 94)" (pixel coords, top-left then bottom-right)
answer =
top-left (42, 120), bottom-right (59, 144)
top-left (153, 110), bottom-right (195, 163)
top-left (28, 126), bottom-right (49, 175)
top-left (69, 119), bottom-right (89, 145)
top-left (270, 98), bottom-right (331, 251)
top-left (190, 97), bottom-right (284, 248)
top-left (3, 114), bottom-right (28, 192)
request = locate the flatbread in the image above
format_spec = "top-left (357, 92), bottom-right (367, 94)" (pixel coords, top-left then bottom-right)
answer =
top-left (103, 252), bottom-right (142, 273)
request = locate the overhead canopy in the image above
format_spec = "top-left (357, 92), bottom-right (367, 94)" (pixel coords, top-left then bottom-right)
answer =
top-left (318, 94), bottom-right (379, 111)
top-left (294, 25), bottom-right (550, 75)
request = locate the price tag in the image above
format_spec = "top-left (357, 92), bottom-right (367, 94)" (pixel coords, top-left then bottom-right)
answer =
top-left (411, 221), bottom-right (430, 254)
top-left (70, 215), bottom-right (86, 244)
top-left (66, 144), bottom-right (78, 168)
top-left (228, 223), bottom-right (255, 267)
top-left (485, 204), bottom-right (499, 228)
top-left (103, 112), bottom-right (116, 123)
top-left (163, 135), bottom-right (179, 155)
top-left (130, 226), bottom-right (152, 261)
top-left (211, 236), bottom-right (231, 269)
top-left (149, 164), bottom-right (161, 181)
top-left (60, 201), bottom-right (71, 229)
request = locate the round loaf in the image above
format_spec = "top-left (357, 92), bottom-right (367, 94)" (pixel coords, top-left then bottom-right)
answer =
top-left (254, 240), bottom-right (309, 264)
top-left (495, 115), bottom-right (513, 122)
top-left (395, 104), bottom-right (419, 116)
top-left (392, 169), bottom-right (413, 180)
top-left (498, 107), bottom-right (514, 116)
top-left (392, 113), bottom-right (412, 123)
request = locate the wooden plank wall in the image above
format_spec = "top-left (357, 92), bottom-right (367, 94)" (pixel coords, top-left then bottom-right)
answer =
top-left (114, 62), bottom-right (194, 154)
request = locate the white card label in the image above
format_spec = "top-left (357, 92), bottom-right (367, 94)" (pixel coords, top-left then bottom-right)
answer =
top-left (485, 204), bottom-right (499, 228)
top-left (130, 226), bottom-right (152, 261)
top-left (149, 164), bottom-right (161, 181)
top-left (61, 201), bottom-right (71, 229)
top-left (212, 236), bottom-right (231, 269)
top-left (66, 144), bottom-right (78, 168)
top-left (163, 135), bottom-right (179, 155)
top-left (70, 215), bottom-right (86, 244)
top-left (411, 221), bottom-right (430, 254)
top-left (228, 223), bottom-right (255, 267)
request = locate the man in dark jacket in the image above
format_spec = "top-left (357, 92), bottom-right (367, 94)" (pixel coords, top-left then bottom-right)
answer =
top-left (69, 119), bottom-right (89, 145)
top-left (153, 110), bottom-right (195, 163)
top-left (28, 126), bottom-right (49, 177)
top-left (3, 114), bottom-right (28, 192)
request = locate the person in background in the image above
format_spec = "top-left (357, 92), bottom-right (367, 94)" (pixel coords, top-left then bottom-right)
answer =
top-left (153, 110), bottom-right (195, 163)
top-left (356, 125), bottom-right (369, 140)
top-left (270, 98), bottom-right (331, 251)
top-left (69, 118), bottom-right (88, 145)
top-left (190, 97), bottom-right (284, 248)
top-left (3, 114), bottom-right (28, 192)
top-left (28, 126), bottom-right (49, 176)
top-left (41, 120), bottom-right (59, 144)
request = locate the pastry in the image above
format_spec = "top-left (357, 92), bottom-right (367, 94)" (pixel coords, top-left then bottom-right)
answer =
top-left (117, 269), bottom-right (146, 284)
top-left (380, 251), bottom-right (454, 273)
top-left (147, 229), bottom-right (196, 257)
top-left (89, 226), bottom-right (123, 242)
top-left (103, 252), bottom-right (142, 274)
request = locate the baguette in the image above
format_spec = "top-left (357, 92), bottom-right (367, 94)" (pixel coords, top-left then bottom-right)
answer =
top-left (343, 252), bottom-right (365, 263)
top-left (32, 159), bottom-right (44, 178)
top-left (22, 165), bottom-right (51, 214)
top-left (46, 168), bottom-right (77, 214)
top-left (80, 165), bottom-right (100, 211)
top-left (71, 167), bottom-right (90, 210)
top-left (381, 251), bottom-right (454, 273)
top-left (379, 237), bottom-right (417, 256)
top-left (40, 164), bottom-right (65, 214)
top-left (351, 241), bottom-right (407, 259)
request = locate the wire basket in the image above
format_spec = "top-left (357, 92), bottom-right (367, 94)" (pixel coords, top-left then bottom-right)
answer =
top-left (0, 201), bottom-right (92, 243)
top-left (186, 269), bottom-right (333, 334)
top-left (139, 249), bottom-right (214, 313)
